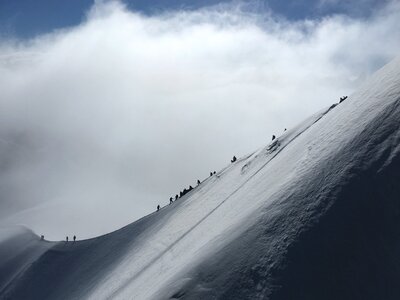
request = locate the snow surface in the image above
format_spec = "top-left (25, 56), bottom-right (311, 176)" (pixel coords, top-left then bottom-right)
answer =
top-left (1, 56), bottom-right (400, 299)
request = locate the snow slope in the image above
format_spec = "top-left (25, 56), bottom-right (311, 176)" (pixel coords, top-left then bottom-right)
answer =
top-left (0, 226), bottom-right (53, 295)
top-left (1, 56), bottom-right (400, 300)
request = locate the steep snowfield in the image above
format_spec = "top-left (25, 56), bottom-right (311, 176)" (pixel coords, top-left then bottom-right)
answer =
top-left (1, 56), bottom-right (400, 300)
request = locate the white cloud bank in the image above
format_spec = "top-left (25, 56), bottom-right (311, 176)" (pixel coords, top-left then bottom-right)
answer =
top-left (0, 1), bottom-right (399, 239)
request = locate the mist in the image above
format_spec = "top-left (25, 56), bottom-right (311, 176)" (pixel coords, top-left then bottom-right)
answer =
top-left (1, 0), bottom-right (400, 239)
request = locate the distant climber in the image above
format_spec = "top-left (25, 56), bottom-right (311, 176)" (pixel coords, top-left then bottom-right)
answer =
top-left (197, 179), bottom-right (201, 185)
top-left (231, 156), bottom-right (237, 163)
top-left (339, 96), bottom-right (348, 103)
top-left (213, 171), bottom-right (216, 175)
top-left (210, 172), bottom-right (213, 177)
top-left (66, 236), bottom-right (69, 242)
top-left (189, 185), bottom-right (193, 191)
top-left (175, 194), bottom-right (179, 200)
top-left (40, 235), bottom-right (44, 241)
top-left (157, 205), bottom-right (160, 211)
top-left (170, 197), bottom-right (173, 204)
top-left (272, 135), bottom-right (276, 141)
top-left (284, 128), bottom-right (287, 131)
top-left (73, 235), bottom-right (76, 242)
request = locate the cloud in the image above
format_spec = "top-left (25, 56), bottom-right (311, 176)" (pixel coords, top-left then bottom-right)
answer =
top-left (0, 0), bottom-right (399, 239)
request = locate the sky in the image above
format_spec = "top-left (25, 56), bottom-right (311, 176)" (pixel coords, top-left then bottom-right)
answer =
top-left (0, 0), bottom-right (390, 38)
top-left (0, 0), bottom-right (400, 239)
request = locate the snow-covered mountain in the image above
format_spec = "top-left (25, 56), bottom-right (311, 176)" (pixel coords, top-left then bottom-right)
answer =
top-left (1, 55), bottom-right (400, 300)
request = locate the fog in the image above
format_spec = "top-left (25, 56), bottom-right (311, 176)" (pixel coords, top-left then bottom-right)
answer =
top-left (1, 1), bottom-right (399, 239)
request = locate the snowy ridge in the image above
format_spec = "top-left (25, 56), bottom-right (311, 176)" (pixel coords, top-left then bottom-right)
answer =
top-left (1, 56), bottom-right (400, 299)
top-left (0, 226), bottom-right (53, 295)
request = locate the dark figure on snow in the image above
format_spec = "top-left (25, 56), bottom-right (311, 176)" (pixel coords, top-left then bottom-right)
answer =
top-left (339, 96), bottom-right (348, 103)
top-left (284, 128), bottom-right (287, 131)
top-left (189, 185), bottom-right (193, 191)
top-left (66, 236), bottom-right (69, 242)
top-left (175, 194), bottom-right (179, 200)
top-left (73, 235), bottom-right (76, 242)
top-left (272, 135), bottom-right (276, 141)
top-left (170, 197), bottom-right (173, 204)
top-left (231, 156), bottom-right (237, 163)
top-left (40, 235), bottom-right (44, 241)
top-left (180, 191), bottom-right (183, 197)
top-left (210, 172), bottom-right (213, 177)
top-left (197, 179), bottom-right (201, 185)
top-left (213, 171), bottom-right (216, 175)
top-left (157, 205), bottom-right (160, 211)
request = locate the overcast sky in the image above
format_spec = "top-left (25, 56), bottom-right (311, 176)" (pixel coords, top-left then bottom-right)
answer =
top-left (1, 0), bottom-right (400, 240)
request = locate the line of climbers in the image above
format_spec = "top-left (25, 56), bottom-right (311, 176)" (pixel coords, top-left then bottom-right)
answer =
top-left (156, 135), bottom-right (281, 212)
top-left (158, 179), bottom-right (202, 211)
top-left (156, 155), bottom-right (243, 212)
top-left (156, 118), bottom-right (324, 212)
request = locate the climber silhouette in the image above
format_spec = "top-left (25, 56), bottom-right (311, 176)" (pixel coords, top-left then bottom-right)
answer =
top-left (197, 179), bottom-right (201, 185)
top-left (73, 235), bottom-right (76, 242)
top-left (157, 205), bottom-right (160, 211)
top-left (170, 197), bottom-right (173, 204)
top-left (231, 156), bottom-right (237, 163)
top-left (66, 236), bottom-right (68, 242)
top-left (339, 96), bottom-right (348, 103)
top-left (272, 135), bottom-right (276, 141)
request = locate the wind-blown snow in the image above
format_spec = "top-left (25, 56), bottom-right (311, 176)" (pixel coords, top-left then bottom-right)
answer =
top-left (1, 56), bottom-right (400, 299)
